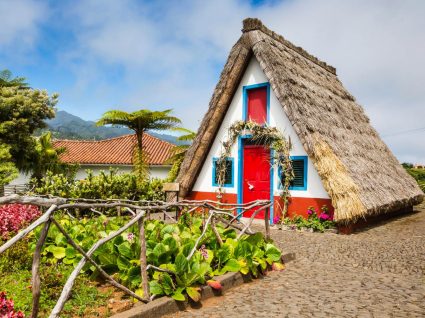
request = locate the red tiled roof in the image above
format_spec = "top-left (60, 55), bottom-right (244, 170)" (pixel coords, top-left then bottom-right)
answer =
top-left (53, 134), bottom-right (173, 165)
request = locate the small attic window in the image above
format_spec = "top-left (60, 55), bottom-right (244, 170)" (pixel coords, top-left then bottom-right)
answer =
top-left (279, 156), bottom-right (308, 191)
top-left (212, 158), bottom-right (234, 187)
top-left (243, 82), bottom-right (270, 125)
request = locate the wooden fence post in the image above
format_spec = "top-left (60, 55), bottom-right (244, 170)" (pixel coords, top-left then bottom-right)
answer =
top-left (265, 207), bottom-right (271, 240)
top-left (163, 183), bottom-right (179, 219)
top-left (138, 211), bottom-right (150, 300)
top-left (31, 219), bottom-right (51, 318)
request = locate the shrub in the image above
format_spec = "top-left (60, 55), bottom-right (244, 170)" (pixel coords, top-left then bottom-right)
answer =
top-left (280, 205), bottom-right (335, 232)
top-left (404, 167), bottom-right (425, 192)
top-left (0, 204), bottom-right (41, 240)
top-left (0, 292), bottom-right (24, 318)
top-left (0, 239), bottom-right (33, 272)
top-left (32, 168), bottom-right (165, 201)
top-left (31, 214), bottom-right (283, 302)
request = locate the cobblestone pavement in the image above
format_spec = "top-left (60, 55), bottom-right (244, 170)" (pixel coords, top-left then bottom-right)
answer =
top-left (167, 206), bottom-right (425, 317)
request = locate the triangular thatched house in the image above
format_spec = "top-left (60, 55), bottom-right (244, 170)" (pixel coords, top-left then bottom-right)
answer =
top-left (176, 18), bottom-right (423, 224)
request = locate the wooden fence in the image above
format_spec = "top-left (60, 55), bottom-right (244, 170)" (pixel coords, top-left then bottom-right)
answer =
top-left (0, 194), bottom-right (271, 318)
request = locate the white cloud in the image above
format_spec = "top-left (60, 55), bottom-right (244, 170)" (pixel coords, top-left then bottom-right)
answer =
top-left (54, 0), bottom-right (425, 163)
top-left (254, 0), bottom-right (425, 163)
top-left (0, 0), bottom-right (46, 48)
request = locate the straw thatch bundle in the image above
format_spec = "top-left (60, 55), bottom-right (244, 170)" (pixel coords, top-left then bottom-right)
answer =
top-left (177, 18), bottom-right (423, 223)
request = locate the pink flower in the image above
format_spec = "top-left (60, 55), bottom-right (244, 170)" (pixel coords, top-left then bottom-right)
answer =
top-left (0, 292), bottom-right (24, 317)
top-left (199, 244), bottom-right (208, 260)
top-left (273, 216), bottom-right (280, 224)
top-left (127, 233), bottom-right (135, 243)
top-left (319, 213), bottom-right (330, 221)
top-left (0, 204), bottom-right (40, 240)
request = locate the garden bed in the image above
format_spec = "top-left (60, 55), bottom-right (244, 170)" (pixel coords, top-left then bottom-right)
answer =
top-left (0, 198), bottom-right (284, 317)
top-left (272, 205), bottom-right (337, 233)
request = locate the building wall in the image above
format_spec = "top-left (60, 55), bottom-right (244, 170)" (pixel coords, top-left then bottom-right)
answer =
top-left (9, 164), bottom-right (171, 185)
top-left (75, 165), bottom-right (170, 180)
top-left (189, 57), bottom-right (332, 219)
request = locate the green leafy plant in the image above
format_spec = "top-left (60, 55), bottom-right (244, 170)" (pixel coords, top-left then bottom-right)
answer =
top-left (404, 165), bottom-right (425, 192)
top-left (280, 206), bottom-right (335, 232)
top-left (30, 214), bottom-right (283, 303)
top-left (32, 168), bottom-right (164, 201)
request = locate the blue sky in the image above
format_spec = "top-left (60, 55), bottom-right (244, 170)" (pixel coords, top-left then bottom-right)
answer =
top-left (1, 0), bottom-right (425, 164)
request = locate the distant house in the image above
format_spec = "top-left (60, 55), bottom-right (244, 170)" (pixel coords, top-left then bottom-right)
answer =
top-left (176, 18), bottom-right (423, 225)
top-left (10, 133), bottom-right (173, 186)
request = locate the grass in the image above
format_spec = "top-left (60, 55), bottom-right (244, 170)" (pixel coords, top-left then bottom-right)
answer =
top-left (0, 239), bottom-right (111, 317)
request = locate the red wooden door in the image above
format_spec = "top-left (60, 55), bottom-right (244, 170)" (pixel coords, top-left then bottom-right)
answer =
top-left (242, 145), bottom-right (270, 219)
top-left (247, 87), bottom-right (267, 124)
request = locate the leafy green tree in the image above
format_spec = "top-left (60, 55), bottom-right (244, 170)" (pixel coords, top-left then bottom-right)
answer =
top-left (0, 69), bottom-right (28, 88)
top-left (0, 81), bottom-right (57, 172)
top-left (166, 128), bottom-right (196, 181)
top-left (31, 131), bottom-right (67, 181)
top-left (96, 109), bottom-right (181, 181)
top-left (0, 143), bottom-right (18, 188)
top-left (402, 162), bottom-right (413, 169)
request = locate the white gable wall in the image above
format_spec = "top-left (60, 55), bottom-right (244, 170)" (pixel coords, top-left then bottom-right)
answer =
top-left (192, 57), bottom-right (329, 199)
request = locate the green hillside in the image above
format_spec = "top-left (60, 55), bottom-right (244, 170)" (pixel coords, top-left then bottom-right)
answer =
top-left (37, 110), bottom-right (181, 144)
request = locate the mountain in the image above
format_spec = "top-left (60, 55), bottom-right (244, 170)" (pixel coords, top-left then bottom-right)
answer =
top-left (38, 110), bottom-right (182, 144)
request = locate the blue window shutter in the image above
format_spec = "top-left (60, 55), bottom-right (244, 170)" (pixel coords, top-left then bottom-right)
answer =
top-left (212, 158), bottom-right (234, 187)
top-left (291, 159), bottom-right (305, 188)
top-left (279, 156), bottom-right (308, 191)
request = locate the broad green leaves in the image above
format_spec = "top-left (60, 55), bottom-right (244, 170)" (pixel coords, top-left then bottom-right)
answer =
top-left (31, 214), bottom-right (283, 303)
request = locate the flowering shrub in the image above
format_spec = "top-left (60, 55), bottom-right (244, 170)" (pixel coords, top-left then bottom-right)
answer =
top-left (0, 204), bottom-right (41, 240)
top-left (0, 292), bottom-right (24, 318)
top-left (280, 205), bottom-right (335, 232)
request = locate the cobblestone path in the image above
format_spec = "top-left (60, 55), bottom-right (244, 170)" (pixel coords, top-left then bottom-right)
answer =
top-left (167, 206), bottom-right (425, 317)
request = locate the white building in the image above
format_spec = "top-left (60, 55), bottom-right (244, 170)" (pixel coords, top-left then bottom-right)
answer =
top-left (176, 18), bottom-right (423, 225)
top-left (9, 133), bottom-right (173, 186)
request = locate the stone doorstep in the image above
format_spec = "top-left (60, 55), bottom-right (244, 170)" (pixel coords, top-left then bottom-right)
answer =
top-left (110, 252), bottom-right (295, 318)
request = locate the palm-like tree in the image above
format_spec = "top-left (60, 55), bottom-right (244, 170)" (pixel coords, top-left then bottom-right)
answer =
top-left (96, 109), bottom-right (181, 181)
top-left (166, 128), bottom-right (196, 181)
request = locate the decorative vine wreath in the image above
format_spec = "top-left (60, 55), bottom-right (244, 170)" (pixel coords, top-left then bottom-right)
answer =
top-left (215, 120), bottom-right (294, 218)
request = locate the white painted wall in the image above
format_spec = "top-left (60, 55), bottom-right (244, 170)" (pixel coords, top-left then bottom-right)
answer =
top-left (192, 57), bottom-right (329, 199)
top-left (9, 165), bottom-right (171, 185)
top-left (74, 165), bottom-right (170, 180)
top-left (9, 172), bottom-right (31, 185)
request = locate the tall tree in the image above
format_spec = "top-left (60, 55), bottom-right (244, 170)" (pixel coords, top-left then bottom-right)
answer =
top-left (97, 109), bottom-right (181, 181)
top-left (0, 71), bottom-right (57, 173)
top-left (31, 131), bottom-right (67, 181)
top-left (0, 69), bottom-right (28, 88)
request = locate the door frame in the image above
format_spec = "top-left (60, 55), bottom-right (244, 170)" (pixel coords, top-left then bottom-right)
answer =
top-left (237, 136), bottom-right (275, 224)
top-left (237, 81), bottom-right (274, 224)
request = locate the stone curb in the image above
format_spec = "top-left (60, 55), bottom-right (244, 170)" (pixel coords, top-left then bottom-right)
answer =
top-left (110, 271), bottom-right (246, 318)
top-left (111, 253), bottom-right (294, 318)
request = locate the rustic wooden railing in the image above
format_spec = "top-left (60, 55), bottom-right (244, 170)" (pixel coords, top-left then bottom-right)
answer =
top-left (0, 194), bottom-right (271, 318)
top-left (3, 184), bottom-right (31, 195)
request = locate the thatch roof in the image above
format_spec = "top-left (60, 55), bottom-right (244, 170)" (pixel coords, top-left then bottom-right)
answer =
top-left (176, 18), bottom-right (423, 223)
